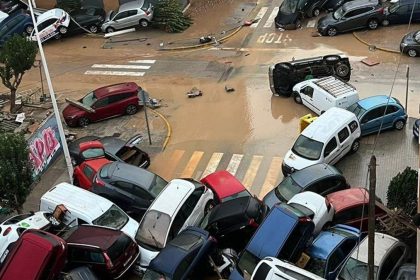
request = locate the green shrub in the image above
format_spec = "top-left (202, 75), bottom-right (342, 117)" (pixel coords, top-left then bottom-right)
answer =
top-left (386, 167), bottom-right (418, 216)
top-left (152, 0), bottom-right (192, 33)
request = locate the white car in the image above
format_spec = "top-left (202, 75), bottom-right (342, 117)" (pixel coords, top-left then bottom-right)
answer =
top-left (135, 178), bottom-right (214, 271)
top-left (287, 191), bottom-right (334, 234)
top-left (251, 257), bottom-right (325, 280)
top-left (30, 8), bottom-right (70, 43)
top-left (0, 211), bottom-right (53, 264)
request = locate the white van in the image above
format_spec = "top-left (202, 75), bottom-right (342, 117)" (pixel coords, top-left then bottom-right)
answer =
top-left (39, 182), bottom-right (139, 240)
top-left (292, 76), bottom-right (359, 115)
top-left (282, 107), bottom-right (361, 176)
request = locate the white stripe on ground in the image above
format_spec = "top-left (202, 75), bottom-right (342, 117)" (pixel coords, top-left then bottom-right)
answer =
top-left (251, 7), bottom-right (268, 28)
top-left (181, 151), bottom-right (204, 178)
top-left (128, 60), bottom-right (156, 64)
top-left (258, 157), bottom-right (283, 199)
top-left (201, 153), bottom-right (224, 178)
top-left (226, 154), bottom-right (244, 176)
top-left (84, 70), bottom-right (145, 76)
top-left (263, 7), bottom-right (279, 28)
top-left (242, 155), bottom-right (263, 189)
top-left (91, 64), bottom-right (151, 69)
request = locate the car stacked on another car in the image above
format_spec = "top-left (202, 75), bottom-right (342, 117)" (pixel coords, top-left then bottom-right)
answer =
top-left (0, 9), bottom-right (33, 46)
top-left (30, 8), bottom-right (70, 42)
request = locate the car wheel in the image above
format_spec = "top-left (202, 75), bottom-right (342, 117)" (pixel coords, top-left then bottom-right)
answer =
top-left (139, 19), bottom-right (149, 28)
top-left (349, 138), bottom-right (360, 154)
top-left (295, 19), bottom-right (302, 29)
top-left (58, 26), bottom-right (68, 34)
top-left (324, 54), bottom-right (340, 64)
top-left (335, 62), bottom-right (350, 77)
top-left (25, 25), bottom-right (34, 35)
top-left (54, 33), bottom-right (62, 40)
top-left (125, 104), bottom-right (138, 115)
top-left (78, 117), bottom-right (89, 127)
top-left (367, 18), bottom-right (379, 30)
top-left (382, 19), bottom-right (389, 26)
top-left (106, 26), bottom-right (115, 33)
top-left (88, 25), bottom-right (99, 33)
top-left (312, 7), bottom-right (321, 17)
top-left (407, 49), bottom-right (418, 57)
top-left (293, 92), bottom-right (303, 104)
top-left (394, 119), bottom-right (405, 130)
top-left (326, 26), bottom-right (337, 36)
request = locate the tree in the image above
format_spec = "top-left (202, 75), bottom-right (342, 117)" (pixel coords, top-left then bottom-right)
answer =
top-left (0, 132), bottom-right (34, 213)
top-left (386, 167), bottom-right (418, 216)
top-left (153, 0), bottom-right (192, 33)
top-left (0, 34), bottom-right (37, 113)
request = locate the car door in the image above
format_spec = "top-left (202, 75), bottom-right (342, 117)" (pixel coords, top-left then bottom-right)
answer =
top-left (318, 176), bottom-right (347, 195)
top-left (327, 239), bottom-right (358, 279)
top-left (322, 137), bottom-right (341, 165)
top-left (300, 86), bottom-right (320, 114)
top-left (112, 11), bottom-right (130, 29)
top-left (108, 92), bottom-right (133, 116)
top-left (340, 7), bottom-right (372, 32)
top-left (383, 105), bottom-right (401, 129)
top-left (336, 126), bottom-right (352, 156)
top-left (90, 97), bottom-right (112, 121)
top-left (377, 245), bottom-right (406, 279)
top-left (360, 106), bottom-right (385, 135)
top-left (124, 9), bottom-right (139, 28)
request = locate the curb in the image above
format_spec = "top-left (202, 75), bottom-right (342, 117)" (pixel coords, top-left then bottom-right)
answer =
top-left (352, 31), bottom-right (400, 54)
top-left (150, 109), bottom-right (172, 151)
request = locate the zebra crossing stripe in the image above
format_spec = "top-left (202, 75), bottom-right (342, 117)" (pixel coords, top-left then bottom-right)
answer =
top-left (84, 70), bottom-right (145, 76)
top-left (128, 60), bottom-right (156, 64)
top-left (201, 153), bottom-right (224, 179)
top-left (181, 151), bottom-right (204, 178)
top-left (242, 155), bottom-right (263, 189)
top-left (263, 7), bottom-right (279, 28)
top-left (91, 64), bottom-right (151, 70)
top-left (258, 157), bottom-right (283, 199)
top-left (226, 154), bottom-right (244, 176)
top-left (162, 150), bottom-right (185, 180)
top-left (251, 7), bottom-right (268, 28)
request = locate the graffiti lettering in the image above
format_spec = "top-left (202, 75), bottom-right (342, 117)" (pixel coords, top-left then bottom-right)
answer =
top-left (29, 127), bottom-right (60, 175)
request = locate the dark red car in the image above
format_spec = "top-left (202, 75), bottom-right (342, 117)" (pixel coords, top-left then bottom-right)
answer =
top-left (0, 229), bottom-right (67, 280)
top-left (63, 82), bottom-right (141, 127)
top-left (326, 187), bottom-right (387, 231)
top-left (61, 225), bottom-right (140, 279)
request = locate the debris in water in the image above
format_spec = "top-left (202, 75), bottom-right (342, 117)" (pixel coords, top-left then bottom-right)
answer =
top-left (187, 87), bottom-right (203, 98)
top-left (225, 86), bottom-right (235, 93)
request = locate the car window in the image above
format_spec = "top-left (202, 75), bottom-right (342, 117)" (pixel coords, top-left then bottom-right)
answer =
top-left (107, 234), bottom-right (132, 262)
top-left (276, 265), bottom-right (315, 279)
top-left (114, 11), bottom-right (129, 20)
top-left (361, 107), bottom-right (384, 123)
top-left (344, 9), bottom-right (361, 18)
top-left (127, 9), bottom-right (138, 16)
top-left (334, 205), bottom-right (365, 224)
top-left (253, 262), bottom-right (271, 280)
top-left (108, 93), bottom-right (131, 104)
top-left (321, 177), bottom-right (342, 191)
top-left (38, 18), bottom-right (56, 31)
top-left (93, 204), bottom-right (129, 230)
top-left (327, 248), bottom-right (345, 274)
top-left (82, 165), bottom-right (95, 180)
top-left (324, 137), bottom-right (337, 157)
top-left (77, 218), bottom-right (88, 225)
top-left (132, 186), bottom-right (153, 200)
top-left (173, 253), bottom-right (195, 279)
top-left (338, 127), bottom-right (350, 143)
top-left (302, 86), bottom-right (314, 98)
top-left (114, 181), bottom-right (134, 192)
top-left (93, 97), bottom-right (110, 108)
top-left (378, 245), bottom-right (405, 279)
top-left (396, 4), bottom-right (409, 14)
top-left (68, 247), bottom-right (105, 264)
top-left (385, 105), bottom-right (399, 114)
top-left (279, 221), bottom-right (313, 261)
top-left (348, 121), bottom-right (359, 133)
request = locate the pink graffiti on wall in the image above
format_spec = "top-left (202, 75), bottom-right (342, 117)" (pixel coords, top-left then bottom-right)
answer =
top-left (29, 127), bottom-right (61, 175)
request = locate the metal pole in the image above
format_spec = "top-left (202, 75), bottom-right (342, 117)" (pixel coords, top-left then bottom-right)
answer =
top-left (368, 155), bottom-right (376, 280)
top-left (405, 66), bottom-right (409, 112)
top-left (38, 60), bottom-right (45, 101)
top-left (141, 90), bottom-right (152, 145)
top-left (27, 1), bottom-right (74, 182)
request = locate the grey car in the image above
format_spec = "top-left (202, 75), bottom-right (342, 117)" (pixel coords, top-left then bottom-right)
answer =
top-left (400, 30), bottom-right (420, 57)
top-left (101, 0), bottom-right (153, 33)
top-left (317, 0), bottom-right (385, 36)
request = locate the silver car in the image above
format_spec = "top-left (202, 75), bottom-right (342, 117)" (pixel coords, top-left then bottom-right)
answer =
top-left (101, 0), bottom-right (153, 33)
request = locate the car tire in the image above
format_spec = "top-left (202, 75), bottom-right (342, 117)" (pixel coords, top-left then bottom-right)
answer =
top-left (295, 19), bottom-right (302, 29)
top-left (88, 25), bottom-right (99, 33)
top-left (382, 19), bottom-right (389, 26)
top-left (407, 49), bottom-right (418, 57)
top-left (106, 26), bottom-right (115, 33)
top-left (312, 7), bottom-right (321, 17)
top-left (125, 104), bottom-right (138, 115)
top-left (58, 26), bottom-right (68, 34)
top-left (54, 33), bottom-right (62, 40)
top-left (293, 92), bottom-right (303, 104)
top-left (335, 62), bottom-right (350, 78)
top-left (25, 25), bottom-right (34, 35)
top-left (139, 19), bottom-right (149, 28)
top-left (78, 117), bottom-right (89, 127)
top-left (326, 26), bottom-right (337, 36)
top-left (367, 18), bottom-right (379, 30)
top-left (394, 119), bottom-right (405, 130)
top-left (349, 138), bottom-right (360, 154)
top-left (324, 54), bottom-right (340, 64)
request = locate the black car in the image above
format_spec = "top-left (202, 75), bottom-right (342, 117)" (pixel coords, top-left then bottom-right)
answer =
top-left (71, 6), bottom-right (106, 21)
top-left (275, 0), bottom-right (328, 29)
top-left (269, 54), bottom-right (351, 96)
top-left (323, 0), bottom-right (352, 11)
top-left (67, 12), bottom-right (104, 34)
top-left (0, 0), bottom-right (26, 14)
top-left (413, 118), bottom-right (420, 138)
top-left (91, 161), bottom-right (168, 221)
top-left (68, 135), bottom-right (150, 168)
top-left (383, 0), bottom-right (420, 26)
top-left (63, 266), bottom-right (99, 280)
top-left (263, 163), bottom-right (349, 208)
top-left (199, 196), bottom-right (268, 251)
top-left (400, 30), bottom-right (420, 57)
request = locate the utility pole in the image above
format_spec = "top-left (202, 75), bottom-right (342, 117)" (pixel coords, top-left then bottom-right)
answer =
top-left (368, 155), bottom-right (376, 280)
top-left (405, 66), bottom-right (409, 112)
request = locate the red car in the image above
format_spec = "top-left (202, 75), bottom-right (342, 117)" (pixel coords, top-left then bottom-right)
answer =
top-left (73, 140), bottom-right (111, 189)
top-left (63, 82), bottom-right (141, 127)
top-left (200, 170), bottom-right (251, 204)
top-left (0, 229), bottom-right (67, 280)
top-left (326, 188), bottom-right (387, 231)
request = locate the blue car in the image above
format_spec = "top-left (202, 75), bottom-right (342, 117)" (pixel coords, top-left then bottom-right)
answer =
top-left (142, 227), bottom-right (216, 280)
top-left (229, 203), bottom-right (314, 280)
top-left (347, 95), bottom-right (407, 136)
top-left (0, 10), bottom-right (33, 47)
top-left (304, 224), bottom-right (361, 280)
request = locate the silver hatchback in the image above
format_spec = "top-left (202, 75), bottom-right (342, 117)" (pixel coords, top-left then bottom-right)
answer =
top-left (101, 0), bottom-right (153, 33)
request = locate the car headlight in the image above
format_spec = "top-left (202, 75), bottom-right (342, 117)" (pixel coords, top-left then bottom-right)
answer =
top-left (401, 43), bottom-right (408, 47)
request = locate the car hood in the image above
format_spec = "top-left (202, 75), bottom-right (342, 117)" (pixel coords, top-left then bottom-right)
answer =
top-left (63, 103), bottom-right (84, 117)
top-left (263, 189), bottom-right (282, 209)
top-left (402, 31), bottom-right (418, 45)
top-left (275, 11), bottom-right (299, 26)
top-left (283, 150), bottom-right (319, 171)
top-left (317, 13), bottom-right (336, 27)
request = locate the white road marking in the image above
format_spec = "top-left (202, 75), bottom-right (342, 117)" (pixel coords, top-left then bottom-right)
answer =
top-left (226, 154), bottom-right (244, 176)
top-left (91, 64), bottom-right (151, 70)
top-left (263, 7), bottom-right (279, 28)
top-left (251, 7), bottom-right (268, 28)
top-left (201, 153), bottom-right (224, 178)
top-left (307, 19), bottom-right (317, 28)
top-left (258, 157), bottom-right (283, 199)
top-left (128, 60), bottom-right (156, 64)
top-left (242, 155), bottom-right (263, 189)
top-left (84, 70), bottom-right (145, 76)
top-left (181, 151), bottom-right (204, 178)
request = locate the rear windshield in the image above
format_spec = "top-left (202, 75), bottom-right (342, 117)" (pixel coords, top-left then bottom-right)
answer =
top-left (237, 250), bottom-right (260, 278)
top-left (93, 204), bottom-right (129, 230)
top-left (288, 203), bottom-right (314, 219)
top-left (81, 148), bottom-right (104, 159)
top-left (81, 91), bottom-right (96, 107)
top-left (347, 103), bottom-right (366, 120)
top-left (275, 176), bottom-right (302, 202)
top-left (107, 234), bottom-right (133, 262)
top-left (304, 257), bottom-right (326, 278)
top-left (99, 163), bottom-right (112, 178)
top-left (136, 210), bottom-right (171, 249)
top-left (148, 176), bottom-right (168, 198)
top-left (333, 7), bottom-right (344, 19)
top-left (221, 190), bottom-right (250, 203)
top-left (171, 232), bottom-right (203, 251)
top-left (292, 135), bottom-right (323, 160)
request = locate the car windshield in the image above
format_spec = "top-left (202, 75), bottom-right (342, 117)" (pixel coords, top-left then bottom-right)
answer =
top-left (107, 234), bottom-right (133, 262)
top-left (142, 269), bottom-right (169, 280)
top-left (237, 250), bottom-right (260, 278)
top-left (221, 190), bottom-right (250, 203)
top-left (338, 257), bottom-right (378, 280)
top-left (110, 10), bottom-right (117, 19)
top-left (388, 2), bottom-right (399, 13)
top-left (275, 176), bottom-right (302, 202)
top-left (280, 0), bottom-right (301, 14)
top-left (292, 135), bottom-right (323, 160)
top-left (93, 204), bottom-right (129, 230)
top-left (275, 265), bottom-right (317, 279)
top-left (148, 176), bottom-right (168, 197)
top-left (81, 91), bottom-right (97, 107)
top-left (136, 210), bottom-right (171, 249)
top-left (333, 7), bottom-right (345, 20)
top-left (305, 257), bottom-right (326, 277)
top-left (288, 203), bottom-right (315, 219)
top-left (347, 103), bottom-right (366, 120)
top-left (81, 147), bottom-right (105, 159)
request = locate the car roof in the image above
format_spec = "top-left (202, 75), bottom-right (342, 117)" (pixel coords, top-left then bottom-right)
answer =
top-left (356, 95), bottom-right (398, 110)
top-left (107, 161), bottom-right (156, 189)
top-left (119, 0), bottom-right (145, 11)
top-left (343, 0), bottom-right (378, 10)
top-left (207, 196), bottom-right (256, 225)
top-left (68, 136), bottom-right (100, 156)
top-left (291, 163), bottom-right (338, 187)
top-left (93, 82), bottom-right (138, 99)
top-left (36, 8), bottom-right (66, 23)
top-left (288, 191), bottom-right (326, 214)
top-left (326, 188), bottom-right (368, 212)
top-left (85, 157), bottom-right (110, 172)
top-left (64, 225), bottom-right (122, 250)
top-left (247, 205), bottom-right (298, 258)
top-left (200, 171), bottom-right (246, 200)
top-left (99, 136), bottom-right (126, 154)
top-left (302, 107), bottom-right (356, 142)
top-left (148, 179), bottom-right (195, 216)
top-left (306, 226), bottom-right (353, 260)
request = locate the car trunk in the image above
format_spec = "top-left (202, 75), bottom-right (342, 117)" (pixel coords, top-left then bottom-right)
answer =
top-left (106, 235), bottom-right (139, 276)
